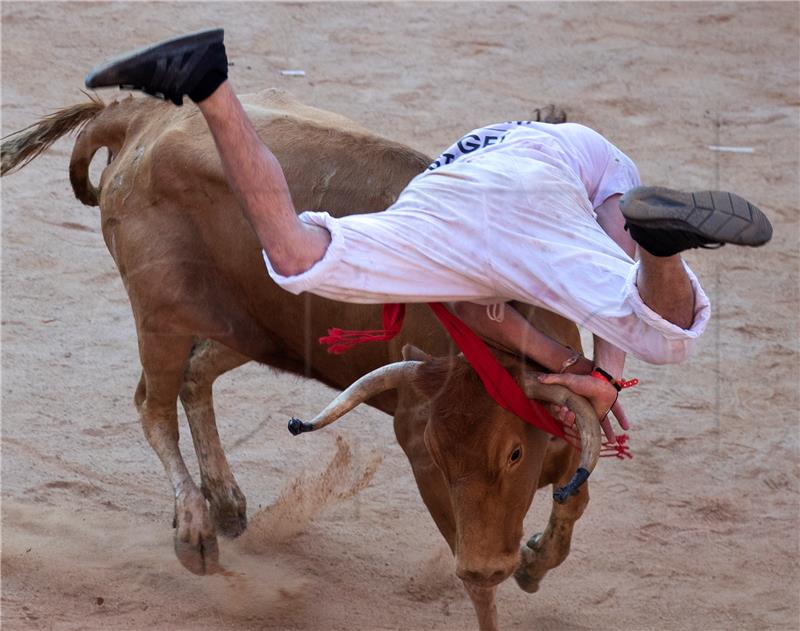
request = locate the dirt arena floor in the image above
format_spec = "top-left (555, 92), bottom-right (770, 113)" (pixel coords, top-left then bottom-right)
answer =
top-left (2, 2), bottom-right (798, 630)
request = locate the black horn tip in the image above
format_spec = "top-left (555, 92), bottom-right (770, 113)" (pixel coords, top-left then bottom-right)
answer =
top-left (288, 417), bottom-right (313, 436)
top-left (553, 467), bottom-right (591, 504)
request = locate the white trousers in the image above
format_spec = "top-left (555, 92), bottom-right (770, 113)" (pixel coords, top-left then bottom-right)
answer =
top-left (263, 135), bottom-right (710, 365)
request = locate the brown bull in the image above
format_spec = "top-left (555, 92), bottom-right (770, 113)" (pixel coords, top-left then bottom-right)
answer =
top-left (2, 90), bottom-right (599, 631)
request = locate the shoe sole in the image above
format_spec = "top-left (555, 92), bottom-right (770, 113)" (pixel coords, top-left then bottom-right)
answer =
top-left (85, 28), bottom-right (223, 89)
top-left (619, 186), bottom-right (773, 247)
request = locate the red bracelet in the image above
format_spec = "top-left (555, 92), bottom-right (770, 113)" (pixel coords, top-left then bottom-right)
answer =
top-left (591, 367), bottom-right (620, 391)
top-left (591, 368), bottom-right (639, 392)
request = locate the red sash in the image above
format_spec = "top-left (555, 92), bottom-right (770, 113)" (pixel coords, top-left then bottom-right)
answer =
top-left (320, 303), bottom-right (566, 439)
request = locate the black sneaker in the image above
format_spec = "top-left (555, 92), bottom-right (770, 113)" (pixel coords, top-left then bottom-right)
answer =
top-left (620, 186), bottom-right (773, 257)
top-left (85, 28), bottom-right (227, 106)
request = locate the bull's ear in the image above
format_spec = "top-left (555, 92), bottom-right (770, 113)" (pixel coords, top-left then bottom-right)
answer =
top-left (402, 343), bottom-right (431, 362)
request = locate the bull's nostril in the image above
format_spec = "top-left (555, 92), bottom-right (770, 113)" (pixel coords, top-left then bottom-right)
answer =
top-left (456, 568), bottom-right (473, 581)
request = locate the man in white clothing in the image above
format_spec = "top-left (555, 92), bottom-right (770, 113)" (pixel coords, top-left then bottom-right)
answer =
top-left (84, 29), bottom-right (773, 440)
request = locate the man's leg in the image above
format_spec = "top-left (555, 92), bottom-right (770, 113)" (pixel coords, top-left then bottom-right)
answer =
top-left (635, 250), bottom-right (694, 329)
top-left (598, 190), bottom-right (772, 331)
top-left (85, 29), bottom-right (330, 277)
top-left (196, 82), bottom-right (331, 277)
top-left (620, 186), bottom-right (773, 330)
top-left (596, 194), bottom-right (695, 329)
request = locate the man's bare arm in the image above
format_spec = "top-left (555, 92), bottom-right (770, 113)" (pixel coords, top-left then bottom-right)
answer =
top-left (453, 300), bottom-right (626, 441)
top-left (451, 301), bottom-right (593, 374)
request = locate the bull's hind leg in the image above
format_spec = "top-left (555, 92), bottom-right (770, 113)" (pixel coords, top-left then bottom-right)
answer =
top-left (513, 443), bottom-right (589, 593)
top-left (180, 338), bottom-right (249, 538)
top-left (137, 332), bottom-right (219, 575)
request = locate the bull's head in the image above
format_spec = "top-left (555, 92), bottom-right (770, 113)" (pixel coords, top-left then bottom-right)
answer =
top-left (287, 345), bottom-right (600, 587)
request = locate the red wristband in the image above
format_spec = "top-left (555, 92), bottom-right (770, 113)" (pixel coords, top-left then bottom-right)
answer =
top-left (591, 368), bottom-right (639, 391)
top-left (591, 367), bottom-right (621, 391)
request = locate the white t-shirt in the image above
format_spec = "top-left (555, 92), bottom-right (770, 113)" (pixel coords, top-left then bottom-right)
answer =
top-left (266, 120), bottom-right (709, 364)
top-left (425, 121), bottom-right (640, 209)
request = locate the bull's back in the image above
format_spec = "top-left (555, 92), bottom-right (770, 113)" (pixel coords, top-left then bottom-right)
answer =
top-left (243, 88), bottom-right (375, 136)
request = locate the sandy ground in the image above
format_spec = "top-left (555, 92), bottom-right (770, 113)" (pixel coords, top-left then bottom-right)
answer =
top-left (1, 2), bottom-right (798, 630)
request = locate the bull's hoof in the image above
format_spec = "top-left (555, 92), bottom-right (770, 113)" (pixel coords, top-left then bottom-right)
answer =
top-left (513, 542), bottom-right (544, 594)
top-left (173, 487), bottom-right (221, 575)
top-left (525, 532), bottom-right (544, 550)
top-left (513, 568), bottom-right (542, 594)
top-left (201, 479), bottom-right (247, 539)
top-left (209, 494), bottom-right (247, 539)
top-left (174, 532), bottom-right (221, 575)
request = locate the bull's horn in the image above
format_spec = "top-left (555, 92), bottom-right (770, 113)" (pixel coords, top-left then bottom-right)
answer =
top-left (288, 361), bottom-right (423, 435)
top-left (521, 372), bottom-right (602, 504)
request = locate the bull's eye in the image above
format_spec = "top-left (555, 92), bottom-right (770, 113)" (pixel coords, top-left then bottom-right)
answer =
top-left (510, 447), bottom-right (522, 463)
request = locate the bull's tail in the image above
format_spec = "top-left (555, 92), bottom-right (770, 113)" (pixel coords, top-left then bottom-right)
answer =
top-left (1, 93), bottom-right (105, 178)
top-left (1, 92), bottom-right (141, 207)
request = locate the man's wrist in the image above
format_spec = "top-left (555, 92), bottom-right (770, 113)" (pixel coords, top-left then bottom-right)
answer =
top-left (590, 366), bottom-right (639, 392)
top-left (590, 367), bottom-right (622, 391)
top-left (561, 355), bottom-right (593, 375)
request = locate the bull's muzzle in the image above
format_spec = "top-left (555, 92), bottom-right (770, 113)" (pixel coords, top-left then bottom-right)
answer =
top-left (456, 555), bottom-right (517, 587)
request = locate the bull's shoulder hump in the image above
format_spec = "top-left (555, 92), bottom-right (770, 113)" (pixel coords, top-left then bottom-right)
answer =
top-left (240, 88), bottom-right (372, 136)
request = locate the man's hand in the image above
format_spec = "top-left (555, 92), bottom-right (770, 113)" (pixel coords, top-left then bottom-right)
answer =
top-left (538, 372), bottom-right (630, 444)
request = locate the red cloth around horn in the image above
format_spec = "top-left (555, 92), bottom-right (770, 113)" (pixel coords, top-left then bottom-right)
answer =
top-left (320, 302), bottom-right (567, 440)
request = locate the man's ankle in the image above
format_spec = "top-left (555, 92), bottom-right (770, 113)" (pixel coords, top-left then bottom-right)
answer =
top-left (638, 247), bottom-right (684, 272)
top-left (188, 43), bottom-right (229, 103)
top-left (196, 80), bottom-right (235, 116)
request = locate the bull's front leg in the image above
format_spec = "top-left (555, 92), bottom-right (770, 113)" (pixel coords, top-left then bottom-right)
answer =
top-left (136, 334), bottom-right (220, 575)
top-left (180, 338), bottom-right (249, 538)
top-left (513, 449), bottom-right (589, 593)
top-left (463, 582), bottom-right (499, 631)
